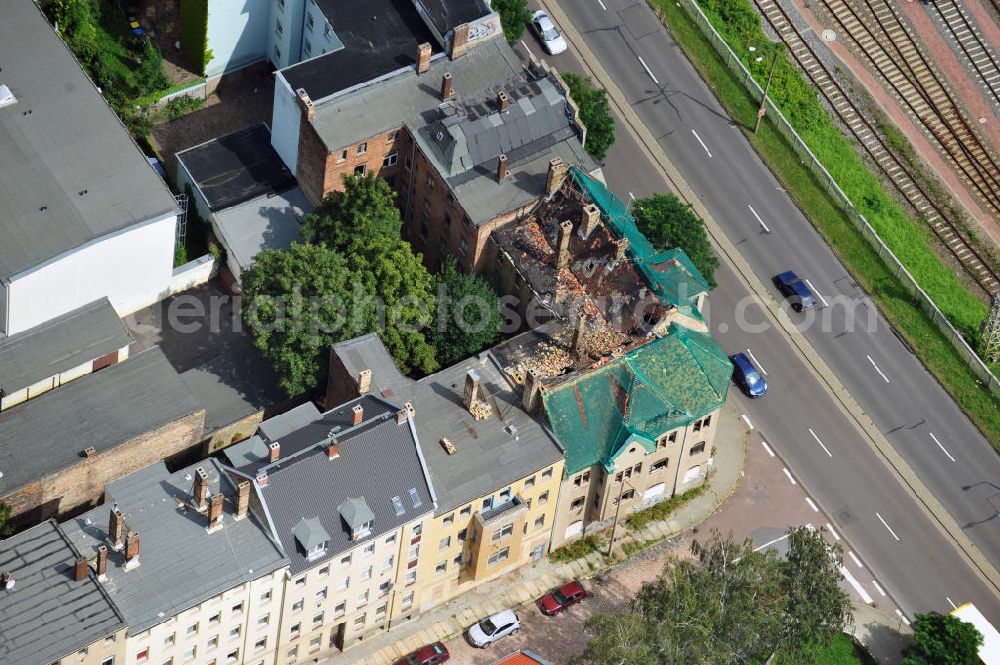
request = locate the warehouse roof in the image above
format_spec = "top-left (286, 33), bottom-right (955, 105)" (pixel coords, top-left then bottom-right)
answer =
top-left (0, 1), bottom-right (178, 280)
top-left (0, 347), bottom-right (200, 496)
top-left (415, 0), bottom-right (493, 35)
top-left (0, 520), bottom-right (125, 665)
top-left (63, 459), bottom-right (288, 633)
top-left (0, 297), bottom-right (131, 396)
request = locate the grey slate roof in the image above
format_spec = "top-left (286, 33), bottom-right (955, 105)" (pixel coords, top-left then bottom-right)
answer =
top-left (292, 517), bottom-right (331, 551)
top-left (0, 1), bottom-right (178, 280)
top-left (212, 187), bottom-right (311, 275)
top-left (0, 347), bottom-right (199, 496)
top-left (225, 394), bottom-right (433, 575)
top-left (258, 401), bottom-right (322, 442)
top-left (0, 297), bottom-right (131, 395)
top-left (329, 336), bottom-right (564, 514)
top-left (0, 520), bottom-right (125, 665)
top-left (415, 0), bottom-right (493, 34)
top-left (332, 333), bottom-right (412, 398)
top-left (62, 458), bottom-right (288, 633)
top-left (338, 497), bottom-right (375, 530)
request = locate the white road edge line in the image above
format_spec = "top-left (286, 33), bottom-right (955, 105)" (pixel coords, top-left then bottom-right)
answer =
top-left (596, 0), bottom-right (608, 9)
top-left (519, 40), bottom-right (535, 60)
top-left (825, 523), bottom-right (841, 540)
top-left (929, 432), bottom-right (957, 463)
top-left (866, 355), bottom-right (891, 383)
top-left (753, 533), bottom-right (790, 552)
top-left (946, 596), bottom-right (957, 610)
top-left (808, 428), bottom-right (833, 458)
top-left (691, 129), bottom-right (713, 158)
top-left (841, 566), bottom-right (874, 604)
top-left (872, 581), bottom-right (887, 597)
top-left (804, 278), bottom-right (829, 307)
top-left (805, 497), bottom-right (819, 512)
top-left (876, 512), bottom-right (901, 542)
top-left (747, 204), bottom-right (771, 233)
top-left (745, 347), bottom-right (768, 375)
top-left (895, 609), bottom-right (911, 626)
top-left (741, 414), bottom-right (753, 430)
top-left (760, 440), bottom-right (775, 457)
top-left (637, 56), bottom-right (659, 85)
top-left (848, 551), bottom-right (863, 568)
top-left (782, 467), bottom-right (797, 485)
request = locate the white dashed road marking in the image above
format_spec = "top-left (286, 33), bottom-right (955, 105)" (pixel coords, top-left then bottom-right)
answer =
top-left (782, 468), bottom-right (797, 485)
top-left (691, 129), bottom-right (713, 158)
top-left (760, 440), bottom-right (775, 457)
top-left (808, 428), bottom-right (833, 458)
top-left (876, 512), bottom-right (901, 541)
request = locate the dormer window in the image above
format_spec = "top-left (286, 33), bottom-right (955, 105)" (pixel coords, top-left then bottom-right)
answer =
top-left (338, 496), bottom-right (375, 542)
top-left (292, 517), bottom-right (331, 562)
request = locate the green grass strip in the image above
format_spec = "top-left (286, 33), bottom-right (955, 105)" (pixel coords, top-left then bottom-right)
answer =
top-left (648, 0), bottom-right (1000, 447)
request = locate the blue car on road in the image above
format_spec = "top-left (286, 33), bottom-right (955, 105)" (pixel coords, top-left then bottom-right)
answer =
top-left (730, 353), bottom-right (767, 397)
top-left (773, 270), bottom-right (817, 312)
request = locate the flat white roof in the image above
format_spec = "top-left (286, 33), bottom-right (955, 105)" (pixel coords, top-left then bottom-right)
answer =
top-left (952, 604), bottom-right (1000, 664)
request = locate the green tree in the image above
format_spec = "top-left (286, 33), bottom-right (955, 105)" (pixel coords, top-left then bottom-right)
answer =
top-left (0, 504), bottom-right (13, 537)
top-left (561, 72), bottom-right (616, 162)
top-left (902, 612), bottom-right (983, 665)
top-left (492, 0), bottom-right (532, 45)
top-left (430, 258), bottom-right (502, 366)
top-left (242, 242), bottom-right (438, 396)
top-left (301, 174), bottom-right (403, 252)
top-left (633, 193), bottom-right (720, 288)
top-left (134, 38), bottom-right (170, 95)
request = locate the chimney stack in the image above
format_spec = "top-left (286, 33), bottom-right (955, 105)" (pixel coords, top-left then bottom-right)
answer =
top-left (615, 237), bottom-right (630, 261)
top-left (235, 480), bottom-right (250, 520)
top-left (556, 220), bottom-right (573, 270)
top-left (109, 508), bottom-right (125, 550)
top-left (328, 440), bottom-right (341, 460)
top-left (96, 546), bottom-right (108, 579)
top-left (463, 369), bottom-right (481, 410)
top-left (497, 90), bottom-right (510, 112)
top-left (496, 153), bottom-right (508, 181)
top-left (74, 557), bottom-right (89, 582)
top-left (545, 158), bottom-right (568, 196)
top-left (417, 42), bottom-right (432, 74)
top-left (84, 446), bottom-right (96, 459)
top-left (268, 441), bottom-right (281, 463)
top-left (405, 402), bottom-right (416, 419)
top-left (124, 532), bottom-right (140, 569)
top-left (296, 88), bottom-right (316, 121)
top-left (581, 204), bottom-right (600, 238)
top-left (1, 573), bottom-right (12, 590)
top-left (573, 313), bottom-right (587, 355)
top-left (522, 368), bottom-right (542, 413)
top-left (351, 403), bottom-right (364, 426)
top-left (256, 471), bottom-right (268, 487)
top-left (356, 369), bottom-right (372, 395)
top-left (207, 493), bottom-right (224, 532)
top-left (441, 72), bottom-right (453, 99)
top-left (193, 467), bottom-right (208, 511)
top-left (451, 23), bottom-right (470, 60)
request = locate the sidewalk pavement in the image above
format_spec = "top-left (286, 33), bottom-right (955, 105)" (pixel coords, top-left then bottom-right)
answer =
top-left (320, 402), bottom-right (748, 664)
top-left (851, 602), bottom-right (913, 665)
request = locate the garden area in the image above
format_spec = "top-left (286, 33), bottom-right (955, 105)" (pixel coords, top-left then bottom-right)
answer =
top-left (647, 0), bottom-right (1000, 447)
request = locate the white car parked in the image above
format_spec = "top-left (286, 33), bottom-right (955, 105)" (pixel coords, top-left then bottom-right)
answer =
top-left (467, 609), bottom-right (521, 648)
top-left (530, 10), bottom-right (568, 55)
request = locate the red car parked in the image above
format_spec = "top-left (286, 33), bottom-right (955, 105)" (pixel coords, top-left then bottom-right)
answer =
top-left (394, 642), bottom-right (449, 665)
top-left (539, 580), bottom-right (588, 615)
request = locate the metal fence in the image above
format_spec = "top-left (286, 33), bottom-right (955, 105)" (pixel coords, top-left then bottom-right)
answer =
top-left (671, 0), bottom-right (1000, 398)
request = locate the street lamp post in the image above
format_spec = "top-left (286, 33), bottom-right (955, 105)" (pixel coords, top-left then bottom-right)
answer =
top-left (754, 50), bottom-right (779, 134)
top-left (606, 478), bottom-right (635, 556)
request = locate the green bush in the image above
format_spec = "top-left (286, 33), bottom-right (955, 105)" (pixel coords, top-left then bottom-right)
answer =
top-left (562, 72), bottom-right (617, 162)
top-left (549, 534), bottom-right (602, 563)
top-left (626, 483), bottom-right (707, 531)
top-left (492, 0), bottom-right (532, 45)
top-left (179, 0), bottom-right (210, 75)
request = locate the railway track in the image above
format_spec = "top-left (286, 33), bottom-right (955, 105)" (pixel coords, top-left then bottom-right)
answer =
top-left (928, 0), bottom-right (1000, 110)
top-left (751, 0), bottom-right (1000, 294)
top-left (812, 0), bottom-right (1000, 223)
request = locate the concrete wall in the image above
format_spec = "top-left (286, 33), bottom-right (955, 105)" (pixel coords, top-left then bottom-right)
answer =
top-left (1, 410), bottom-right (206, 526)
top-left (206, 410), bottom-right (266, 455)
top-left (271, 74), bottom-right (302, 173)
top-left (5, 215), bottom-right (177, 335)
top-left (205, 0), bottom-right (271, 78)
top-left (0, 346), bottom-right (128, 411)
top-left (169, 254), bottom-right (217, 295)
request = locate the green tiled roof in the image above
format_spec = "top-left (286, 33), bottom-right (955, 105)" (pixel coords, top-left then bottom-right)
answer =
top-left (542, 323), bottom-right (732, 476)
top-left (569, 166), bottom-right (710, 307)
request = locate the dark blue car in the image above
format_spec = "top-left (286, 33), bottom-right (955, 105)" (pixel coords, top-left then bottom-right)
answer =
top-left (773, 270), bottom-right (817, 312)
top-left (730, 353), bottom-right (767, 397)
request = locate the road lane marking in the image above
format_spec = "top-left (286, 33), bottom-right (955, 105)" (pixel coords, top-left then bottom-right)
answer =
top-left (753, 533), bottom-right (790, 552)
top-left (866, 355), bottom-right (891, 383)
top-left (760, 439), bottom-right (775, 457)
top-left (876, 512), bottom-right (901, 541)
top-left (804, 278), bottom-right (829, 307)
top-left (782, 467), bottom-right (797, 485)
top-left (637, 56), bottom-right (659, 84)
top-left (691, 129), bottom-right (713, 158)
top-left (895, 609), bottom-right (910, 626)
top-left (747, 204), bottom-right (771, 233)
top-left (929, 432), bottom-right (956, 462)
top-left (872, 580), bottom-right (887, 597)
top-left (946, 596), bottom-right (957, 610)
top-left (805, 497), bottom-right (819, 512)
top-left (841, 566), bottom-right (874, 603)
top-left (745, 347), bottom-right (768, 375)
top-left (628, 192), bottom-right (636, 201)
top-left (741, 414), bottom-right (753, 430)
top-left (519, 40), bottom-right (535, 60)
top-left (825, 523), bottom-right (841, 540)
top-left (848, 551), bottom-right (863, 568)
top-left (596, 0), bottom-right (608, 8)
top-left (808, 428), bottom-right (833, 458)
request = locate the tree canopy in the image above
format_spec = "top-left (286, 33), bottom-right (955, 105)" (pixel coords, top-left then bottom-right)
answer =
top-left (562, 72), bottom-right (617, 163)
top-left (633, 193), bottom-right (720, 288)
top-left (573, 528), bottom-right (850, 665)
top-left (430, 258), bottom-right (503, 366)
top-left (902, 612), bottom-right (983, 665)
top-left (301, 174), bottom-right (403, 252)
top-left (492, 0), bottom-right (532, 45)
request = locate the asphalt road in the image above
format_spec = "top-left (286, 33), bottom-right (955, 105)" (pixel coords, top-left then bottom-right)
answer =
top-left (520, 0), bottom-right (1000, 620)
